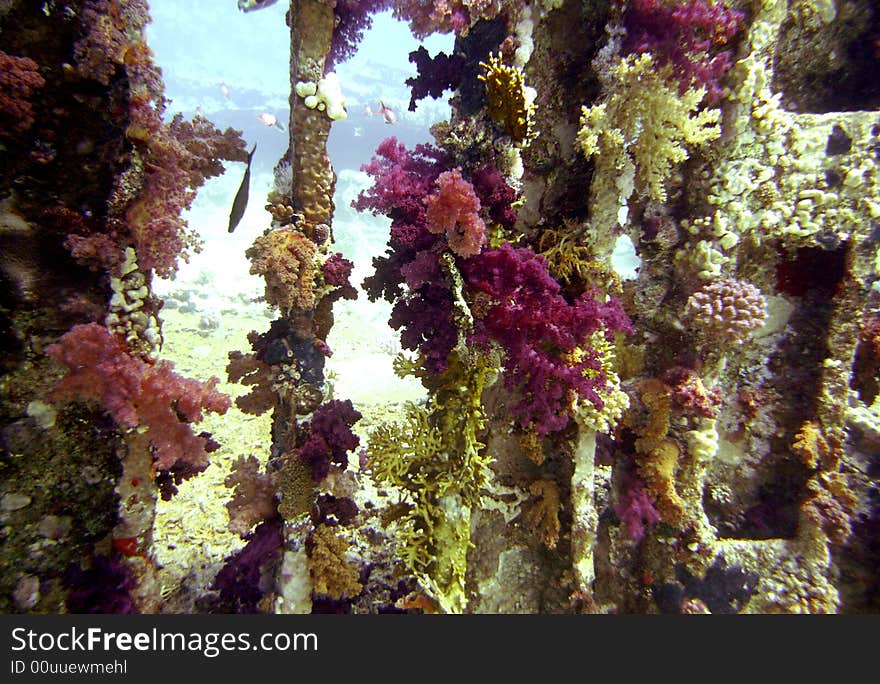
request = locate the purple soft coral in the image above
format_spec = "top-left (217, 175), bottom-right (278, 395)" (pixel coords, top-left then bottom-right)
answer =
top-left (614, 477), bottom-right (661, 542)
top-left (297, 399), bottom-right (363, 482)
top-left (462, 243), bottom-right (632, 434)
top-left (623, 0), bottom-right (744, 104)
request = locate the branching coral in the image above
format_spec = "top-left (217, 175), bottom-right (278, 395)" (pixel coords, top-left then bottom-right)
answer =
top-left (425, 168), bottom-right (487, 258)
top-left (296, 399), bottom-right (362, 482)
top-left (406, 46), bottom-right (465, 111)
top-left (247, 228), bottom-right (318, 313)
top-left (128, 114), bottom-right (248, 277)
top-left (623, 0), bottom-right (745, 104)
top-left (326, 0), bottom-right (392, 69)
top-left (577, 53), bottom-right (721, 208)
top-left (478, 52), bottom-right (534, 143)
top-left (462, 243), bottom-right (632, 435)
top-left (225, 455), bottom-right (278, 538)
top-left (46, 323), bottom-right (230, 474)
top-left (683, 277), bottom-right (767, 345)
top-left (0, 51), bottom-right (45, 136)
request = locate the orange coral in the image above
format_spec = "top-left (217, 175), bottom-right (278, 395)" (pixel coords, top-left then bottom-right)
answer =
top-left (525, 479), bottom-right (562, 549)
top-left (226, 350), bottom-right (275, 416)
top-left (638, 439), bottom-right (685, 526)
top-left (246, 228), bottom-right (317, 312)
top-left (801, 473), bottom-right (856, 544)
top-left (628, 378), bottom-right (672, 454)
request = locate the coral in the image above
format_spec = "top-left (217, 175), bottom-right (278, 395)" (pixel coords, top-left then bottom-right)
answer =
top-left (321, 252), bottom-right (358, 302)
top-left (354, 137), bottom-right (448, 302)
top-left (801, 473), bottom-right (856, 544)
top-left (327, 1), bottom-right (392, 69)
top-left (638, 439), bottom-right (686, 527)
top-left (210, 518), bottom-right (283, 614)
top-left (627, 378), bottom-right (672, 454)
top-left (247, 228), bottom-right (318, 313)
top-left (312, 494), bottom-right (359, 527)
top-left (72, 0), bottom-right (151, 86)
top-left (296, 400), bottom-right (362, 482)
top-left (425, 168), bottom-right (487, 258)
top-left (226, 350), bottom-right (276, 416)
top-left (683, 278), bottom-right (768, 345)
top-left (405, 46), bottom-right (465, 111)
top-left (63, 556), bottom-right (139, 614)
top-left (46, 323), bottom-right (230, 473)
top-left (524, 479), bottom-right (561, 549)
top-left (390, 282), bottom-right (458, 375)
top-left (791, 420), bottom-right (835, 470)
top-left (462, 243), bottom-right (633, 434)
top-left (652, 557), bottom-right (759, 614)
top-left (478, 53), bottom-right (534, 143)
top-left (308, 524), bottom-right (363, 600)
top-left (577, 53), bottom-right (721, 207)
top-left (622, 0), bottom-right (745, 104)
top-left (662, 365), bottom-right (722, 417)
top-left (0, 51), bottom-right (45, 136)
top-left (470, 164), bottom-right (518, 233)
top-left (392, 0), bottom-right (504, 39)
top-left (128, 114), bottom-right (248, 277)
top-left (614, 475), bottom-right (661, 542)
top-left (225, 456), bottom-right (278, 538)
top-left (574, 331), bottom-right (630, 434)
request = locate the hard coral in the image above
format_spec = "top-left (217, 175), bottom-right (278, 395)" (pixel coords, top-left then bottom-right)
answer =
top-left (0, 51), bottom-right (45, 137)
top-left (478, 53), bottom-right (534, 143)
top-left (425, 168), bottom-right (486, 258)
top-left (247, 228), bottom-right (318, 312)
top-left (683, 278), bottom-right (767, 345)
top-left (462, 243), bottom-right (633, 434)
top-left (623, 0), bottom-right (745, 104)
top-left (46, 323), bottom-right (230, 474)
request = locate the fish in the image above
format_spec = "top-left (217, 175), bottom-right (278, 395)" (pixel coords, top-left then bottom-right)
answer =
top-left (237, 0), bottom-right (279, 12)
top-left (256, 112), bottom-right (285, 131)
top-left (363, 104), bottom-right (373, 117)
top-left (377, 100), bottom-right (397, 125)
top-left (220, 82), bottom-right (230, 99)
top-left (228, 143), bottom-right (256, 233)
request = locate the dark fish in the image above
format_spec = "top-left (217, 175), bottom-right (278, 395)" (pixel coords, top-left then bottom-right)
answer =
top-left (238, 0), bottom-right (278, 12)
top-left (228, 143), bottom-right (256, 233)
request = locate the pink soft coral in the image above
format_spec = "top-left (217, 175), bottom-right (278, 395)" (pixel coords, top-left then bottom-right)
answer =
top-left (614, 477), bottom-right (661, 542)
top-left (47, 323), bottom-right (231, 473)
top-left (0, 51), bottom-right (45, 137)
top-left (425, 168), bottom-right (486, 258)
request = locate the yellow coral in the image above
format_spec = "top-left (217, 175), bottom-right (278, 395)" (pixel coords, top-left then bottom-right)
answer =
top-left (525, 479), bottom-right (562, 549)
top-left (638, 439), bottom-right (685, 526)
top-left (574, 332), bottom-right (629, 434)
top-left (308, 524), bottom-right (363, 600)
top-left (478, 53), bottom-right (534, 143)
top-left (577, 53), bottom-right (721, 206)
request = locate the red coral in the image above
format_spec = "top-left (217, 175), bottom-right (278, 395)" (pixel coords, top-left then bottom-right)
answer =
top-left (73, 0), bottom-right (152, 86)
top-left (322, 252), bottom-right (358, 302)
top-left (471, 164), bottom-right (518, 232)
top-left (425, 168), bottom-right (486, 258)
top-left (0, 51), bottom-right (45, 137)
top-left (46, 323), bottom-right (230, 473)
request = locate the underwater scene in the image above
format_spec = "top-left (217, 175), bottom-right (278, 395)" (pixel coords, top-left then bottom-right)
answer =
top-left (0, 0), bottom-right (878, 615)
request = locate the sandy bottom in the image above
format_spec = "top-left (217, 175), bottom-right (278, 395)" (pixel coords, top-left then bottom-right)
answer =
top-left (152, 279), bottom-right (423, 612)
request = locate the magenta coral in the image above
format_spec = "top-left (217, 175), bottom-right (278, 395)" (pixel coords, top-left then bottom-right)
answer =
top-left (46, 323), bottom-right (231, 474)
top-left (623, 0), bottom-right (744, 104)
top-left (425, 168), bottom-right (487, 258)
top-left (471, 164), bottom-right (518, 232)
top-left (462, 243), bottom-right (633, 434)
top-left (0, 51), bottom-right (45, 137)
top-left (327, 1), bottom-right (391, 69)
top-left (614, 476), bottom-right (661, 542)
top-left (354, 137), bottom-right (448, 302)
top-left (297, 399), bottom-right (363, 482)
top-left (322, 252), bottom-right (358, 302)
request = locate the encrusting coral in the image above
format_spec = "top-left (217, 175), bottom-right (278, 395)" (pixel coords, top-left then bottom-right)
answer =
top-left (478, 52), bottom-right (534, 144)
